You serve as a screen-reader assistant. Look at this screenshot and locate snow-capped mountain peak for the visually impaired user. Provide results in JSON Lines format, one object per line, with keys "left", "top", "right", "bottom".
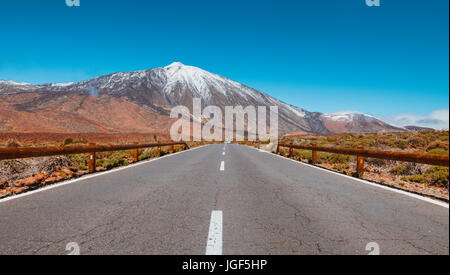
{"left": 0, "top": 63, "right": 405, "bottom": 134}
{"left": 161, "top": 62, "right": 258, "bottom": 101}
{"left": 165, "top": 61, "right": 185, "bottom": 69}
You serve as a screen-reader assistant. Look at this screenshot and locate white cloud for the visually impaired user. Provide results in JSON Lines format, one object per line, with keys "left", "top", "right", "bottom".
{"left": 385, "top": 109, "right": 449, "bottom": 130}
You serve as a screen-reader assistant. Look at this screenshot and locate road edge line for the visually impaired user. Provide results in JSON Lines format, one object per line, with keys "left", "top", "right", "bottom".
{"left": 243, "top": 145, "right": 449, "bottom": 209}
{"left": 0, "top": 145, "right": 209, "bottom": 204}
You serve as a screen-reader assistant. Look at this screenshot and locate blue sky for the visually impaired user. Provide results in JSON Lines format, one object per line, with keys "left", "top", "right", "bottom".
{"left": 1, "top": 0, "right": 448, "bottom": 128}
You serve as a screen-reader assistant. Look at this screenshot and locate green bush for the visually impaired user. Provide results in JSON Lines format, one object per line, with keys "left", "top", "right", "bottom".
{"left": 68, "top": 153, "right": 85, "bottom": 164}
{"left": 106, "top": 159, "right": 128, "bottom": 170}
{"left": 325, "top": 153, "right": 351, "bottom": 164}
{"left": 73, "top": 138, "right": 89, "bottom": 145}
{"left": 400, "top": 166, "right": 449, "bottom": 188}
{"left": 326, "top": 136, "right": 339, "bottom": 143}
{"left": 425, "top": 166, "right": 449, "bottom": 187}
{"left": 427, "top": 149, "right": 448, "bottom": 155}
{"left": 403, "top": 174, "right": 428, "bottom": 184}
{"left": 300, "top": 150, "right": 312, "bottom": 161}
{"left": 332, "top": 163, "right": 350, "bottom": 172}
{"left": 63, "top": 137, "right": 74, "bottom": 146}
{"left": 100, "top": 150, "right": 133, "bottom": 160}
{"left": 393, "top": 139, "right": 408, "bottom": 150}
{"left": 408, "top": 136, "right": 427, "bottom": 148}
{"left": 426, "top": 141, "right": 448, "bottom": 151}
{"left": 60, "top": 171, "right": 67, "bottom": 179}
{"left": 390, "top": 165, "right": 407, "bottom": 175}
{"left": 6, "top": 139, "right": 20, "bottom": 148}
{"left": 96, "top": 159, "right": 107, "bottom": 167}
{"left": 138, "top": 149, "right": 160, "bottom": 161}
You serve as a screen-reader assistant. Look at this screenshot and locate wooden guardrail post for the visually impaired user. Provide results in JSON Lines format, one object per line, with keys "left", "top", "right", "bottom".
{"left": 356, "top": 146, "right": 365, "bottom": 176}
{"left": 157, "top": 141, "right": 161, "bottom": 156}
{"left": 133, "top": 142, "right": 139, "bottom": 162}
{"left": 312, "top": 143, "right": 318, "bottom": 164}
{"left": 88, "top": 143, "right": 96, "bottom": 172}
{"left": 288, "top": 143, "right": 293, "bottom": 158}
{"left": 276, "top": 144, "right": 280, "bottom": 154}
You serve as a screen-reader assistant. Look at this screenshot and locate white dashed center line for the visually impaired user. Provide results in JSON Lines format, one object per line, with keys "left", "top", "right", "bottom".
{"left": 220, "top": 161, "right": 225, "bottom": 171}
{"left": 222, "top": 152, "right": 225, "bottom": 156}
{"left": 206, "top": 210, "right": 223, "bottom": 255}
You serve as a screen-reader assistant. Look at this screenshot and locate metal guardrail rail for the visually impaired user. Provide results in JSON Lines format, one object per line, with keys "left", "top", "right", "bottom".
{"left": 0, "top": 142, "right": 189, "bottom": 172}
{"left": 277, "top": 143, "right": 449, "bottom": 176}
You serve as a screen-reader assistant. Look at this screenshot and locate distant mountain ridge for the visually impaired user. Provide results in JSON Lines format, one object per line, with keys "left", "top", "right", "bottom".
{"left": 0, "top": 62, "right": 406, "bottom": 135}
{"left": 404, "top": 125, "right": 434, "bottom": 132}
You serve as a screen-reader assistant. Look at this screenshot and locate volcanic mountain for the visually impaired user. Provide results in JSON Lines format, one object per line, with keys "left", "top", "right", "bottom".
{"left": 0, "top": 62, "right": 404, "bottom": 135}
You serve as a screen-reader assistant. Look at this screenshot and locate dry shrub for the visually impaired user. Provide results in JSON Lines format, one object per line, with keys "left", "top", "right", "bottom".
{"left": 408, "top": 136, "right": 427, "bottom": 148}
{"left": 426, "top": 141, "right": 448, "bottom": 152}
{"left": 390, "top": 163, "right": 420, "bottom": 176}
{"left": 6, "top": 139, "right": 21, "bottom": 148}
{"left": 366, "top": 158, "right": 390, "bottom": 167}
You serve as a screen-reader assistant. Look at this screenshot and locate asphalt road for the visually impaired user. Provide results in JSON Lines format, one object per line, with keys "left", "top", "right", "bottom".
{"left": 0, "top": 144, "right": 448, "bottom": 255}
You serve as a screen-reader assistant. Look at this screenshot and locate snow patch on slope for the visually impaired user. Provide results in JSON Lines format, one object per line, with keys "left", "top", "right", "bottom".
{"left": 321, "top": 111, "right": 377, "bottom": 122}
{"left": 282, "top": 103, "right": 306, "bottom": 118}
{"left": 0, "top": 80, "right": 30, "bottom": 86}
{"left": 0, "top": 80, "right": 40, "bottom": 94}
{"left": 49, "top": 82, "right": 75, "bottom": 87}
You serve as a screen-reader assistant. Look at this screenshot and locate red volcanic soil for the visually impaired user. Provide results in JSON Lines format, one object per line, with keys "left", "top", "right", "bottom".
{"left": 0, "top": 93, "right": 178, "bottom": 145}
{"left": 0, "top": 93, "right": 176, "bottom": 134}
{"left": 320, "top": 120, "right": 349, "bottom": 134}
{"left": 284, "top": 131, "right": 310, "bottom": 137}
